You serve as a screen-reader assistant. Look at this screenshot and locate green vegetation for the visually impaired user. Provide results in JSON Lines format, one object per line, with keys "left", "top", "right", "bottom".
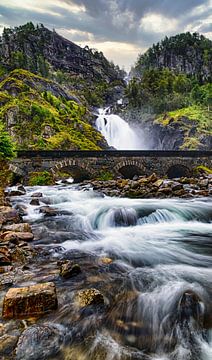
{"left": 0, "top": 121, "right": 16, "bottom": 159}
{"left": 0, "top": 69, "right": 106, "bottom": 150}
{"left": 134, "top": 32, "right": 212, "bottom": 82}
{"left": 28, "top": 171, "right": 54, "bottom": 186}
{"left": 194, "top": 165, "right": 212, "bottom": 175}
{"left": 96, "top": 170, "right": 114, "bottom": 181}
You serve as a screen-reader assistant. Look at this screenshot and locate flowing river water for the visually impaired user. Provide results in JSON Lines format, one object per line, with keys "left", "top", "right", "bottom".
{"left": 9, "top": 184, "right": 212, "bottom": 360}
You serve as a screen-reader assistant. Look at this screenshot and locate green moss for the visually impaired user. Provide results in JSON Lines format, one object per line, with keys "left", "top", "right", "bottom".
{"left": 194, "top": 165, "right": 212, "bottom": 175}
{"left": 180, "top": 137, "right": 201, "bottom": 150}
{"left": 157, "top": 105, "right": 212, "bottom": 132}
{"left": 28, "top": 171, "right": 54, "bottom": 186}
{"left": 96, "top": 170, "right": 114, "bottom": 181}
{"left": 0, "top": 70, "right": 106, "bottom": 150}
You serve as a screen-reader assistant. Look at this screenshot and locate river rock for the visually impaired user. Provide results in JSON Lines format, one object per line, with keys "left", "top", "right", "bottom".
{"left": 3, "top": 231, "right": 34, "bottom": 242}
{"left": 15, "top": 324, "right": 65, "bottom": 360}
{"left": 30, "top": 199, "right": 40, "bottom": 206}
{"left": 7, "top": 189, "right": 26, "bottom": 196}
{"left": 0, "top": 334, "right": 18, "bottom": 357}
{"left": 15, "top": 204, "right": 28, "bottom": 216}
{"left": 60, "top": 261, "right": 81, "bottom": 278}
{"left": 2, "top": 223, "right": 32, "bottom": 233}
{"left": 77, "top": 288, "right": 104, "bottom": 307}
{"left": 39, "top": 206, "right": 57, "bottom": 216}
{"left": 2, "top": 282, "right": 58, "bottom": 319}
{"left": 31, "top": 192, "right": 43, "bottom": 198}
{"left": 0, "top": 207, "right": 20, "bottom": 226}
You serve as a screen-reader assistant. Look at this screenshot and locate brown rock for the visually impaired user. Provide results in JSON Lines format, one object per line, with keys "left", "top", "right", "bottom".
{"left": 153, "top": 179, "right": 164, "bottom": 188}
{"left": 39, "top": 206, "right": 57, "bottom": 216}
{"left": 0, "top": 334, "right": 18, "bottom": 356}
{"left": 3, "top": 231, "right": 34, "bottom": 242}
{"left": 60, "top": 262, "right": 81, "bottom": 278}
{"left": 99, "top": 257, "right": 113, "bottom": 264}
{"left": 77, "top": 288, "right": 104, "bottom": 307}
{"left": 0, "top": 207, "right": 20, "bottom": 226}
{"left": 2, "top": 223, "right": 32, "bottom": 233}
{"left": 2, "top": 282, "right": 58, "bottom": 319}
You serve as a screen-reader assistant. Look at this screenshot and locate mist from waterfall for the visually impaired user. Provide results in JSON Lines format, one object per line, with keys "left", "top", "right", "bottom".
{"left": 96, "top": 108, "right": 145, "bottom": 150}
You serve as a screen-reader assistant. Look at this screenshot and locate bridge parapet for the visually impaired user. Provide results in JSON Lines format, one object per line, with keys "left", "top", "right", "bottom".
{"left": 11, "top": 150, "right": 212, "bottom": 180}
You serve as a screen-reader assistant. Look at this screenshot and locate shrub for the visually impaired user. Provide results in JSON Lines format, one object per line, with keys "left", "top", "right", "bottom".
{"left": 28, "top": 171, "right": 53, "bottom": 186}
{"left": 0, "top": 121, "right": 16, "bottom": 160}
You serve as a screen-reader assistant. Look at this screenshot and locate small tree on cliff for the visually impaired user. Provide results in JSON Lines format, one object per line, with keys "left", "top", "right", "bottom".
{"left": 0, "top": 122, "right": 16, "bottom": 160}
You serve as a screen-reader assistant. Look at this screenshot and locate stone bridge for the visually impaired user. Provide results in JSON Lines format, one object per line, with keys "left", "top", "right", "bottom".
{"left": 10, "top": 150, "right": 212, "bottom": 181}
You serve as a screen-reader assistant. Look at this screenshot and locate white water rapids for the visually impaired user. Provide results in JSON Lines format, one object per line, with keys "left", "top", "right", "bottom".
{"left": 10, "top": 184, "right": 212, "bottom": 360}
{"left": 96, "top": 108, "right": 144, "bottom": 149}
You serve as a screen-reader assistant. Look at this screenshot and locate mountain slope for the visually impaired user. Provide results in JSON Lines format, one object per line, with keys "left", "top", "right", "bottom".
{"left": 0, "top": 69, "right": 108, "bottom": 150}
{"left": 0, "top": 22, "right": 124, "bottom": 83}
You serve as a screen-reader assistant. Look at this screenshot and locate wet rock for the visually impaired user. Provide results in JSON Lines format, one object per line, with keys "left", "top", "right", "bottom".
{"left": 17, "top": 185, "right": 26, "bottom": 193}
{"left": 30, "top": 198, "right": 40, "bottom": 206}
{"left": 15, "top": 204, "right": 28, "bottom": 216}
{"left": 99, "top": 257, "right": 113, "bottom": 265}
{"left": 39, "top": 206, "right": 57, "bottom": 216}
{"left": 178, "top": 290, "right": 204, "bottom": 325}
{"left": 10, "top": 245, "right": 36, "bottom": 264}
{"left": 2, "top": 223, "right": 32, "bottom": 233}
{"left": 2, "top": 282, "right": 58, "bottom": 319}
{"left": 60, "top": 261, "right": 81, "bottom": 278}
{"left": 0, "top": 252, "right": 11, "bottom": 265}
{"left": 0, "top": 334, "right": 18, "bottom": 357}
{"left": 171, "top": 182, "right": 183, "bottom": 191}
{"left": 77, "top": 288, "right": 104, "bottom": 307}
{"left": 0, "top": 206, "right": 20, "bottom": 226}
{"left": 3, "top": 231, "right": 34, "bottom": 242}
{"left": 31, "top": 192, "right": 43, "bottom": 198}
{"left": 8, "top": 189, "right": 26, "bottom": 196}
{"left": 15, "top": 324, "right": 65, "bottom": 360}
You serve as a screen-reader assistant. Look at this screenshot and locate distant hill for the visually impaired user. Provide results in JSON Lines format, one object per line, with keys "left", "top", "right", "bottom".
{"left": 133, "top": 32, "right": 212, "bottom": 82}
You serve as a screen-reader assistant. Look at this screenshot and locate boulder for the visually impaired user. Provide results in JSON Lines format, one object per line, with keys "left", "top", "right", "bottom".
{"left": 15, "top": 324, "right": 65, "bottom": 360}
{"left": 77, "top": 288, "right": 104, "bottom": 307}
{"left": 0, "top": 334, "right": 18, "bottom": 357}
{"left": 2, "top": 223, "right": 32, "bottom": 233}
{"left": 0, "top": 207, "right": 20, "bottom": 226}
{"left": 60, "top": 261, "right": 81, "bottom": 279}
{"left": 39, "top": 206, "right": 57, "bottom": 216}
{"left": 3, "top": 231, "right": 34, "bottom": 242}
{"left": 2, "top": 282, "right": 58, "bottom": 319}
{"left": 30, "top": 199, "right": 40, "bottom": 206}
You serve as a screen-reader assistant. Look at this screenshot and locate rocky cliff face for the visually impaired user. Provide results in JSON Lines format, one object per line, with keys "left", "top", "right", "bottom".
{"left": 0, "top": 23, "right": 124, "bottom": 83}
{"left": 119, "top": 109, "right": 212, "bottom": 151}
{"left": 133, "top": 33, "right": 212, "bottom": 82}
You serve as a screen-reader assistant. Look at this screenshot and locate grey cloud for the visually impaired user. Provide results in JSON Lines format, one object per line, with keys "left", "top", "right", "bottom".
{"left": 0, "top": 0, "right": 211, "bottom": 68}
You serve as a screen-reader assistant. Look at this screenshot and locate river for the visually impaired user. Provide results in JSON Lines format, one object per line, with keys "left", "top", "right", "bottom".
{"left": 10, "top": 184, "right": 212, "bottom": 360}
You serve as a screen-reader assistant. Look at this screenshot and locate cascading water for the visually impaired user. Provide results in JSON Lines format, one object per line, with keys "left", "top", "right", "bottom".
{"left": 8, "top": 185, "right": 212, "bottom": 360}
{"left": 96, "top": 108, "right": 144, "bottom": 149}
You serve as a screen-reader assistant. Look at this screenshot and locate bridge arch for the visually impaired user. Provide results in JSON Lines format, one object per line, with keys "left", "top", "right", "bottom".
{"left": 166, "top": 162, "right": 192, "bottom": 179}
{"left": 114, "top": 160, "right": 146, "bottom": 179}
{"left": 51, "top": 159, "right": 94, "bottom": 182}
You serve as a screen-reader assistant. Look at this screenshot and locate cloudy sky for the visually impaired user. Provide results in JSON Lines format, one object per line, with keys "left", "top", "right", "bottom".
{"left": 0, "top": 0, "right": 211, "bottom": 70}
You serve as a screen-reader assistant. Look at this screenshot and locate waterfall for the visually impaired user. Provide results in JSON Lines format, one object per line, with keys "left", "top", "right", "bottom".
{"left": 96, "top": 108, "right": 144, "bottom": 150}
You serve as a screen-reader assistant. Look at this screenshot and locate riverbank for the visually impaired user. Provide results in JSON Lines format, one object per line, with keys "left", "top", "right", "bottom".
{"left": 83, "top": 172, "right": 212, "bottom": 198}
